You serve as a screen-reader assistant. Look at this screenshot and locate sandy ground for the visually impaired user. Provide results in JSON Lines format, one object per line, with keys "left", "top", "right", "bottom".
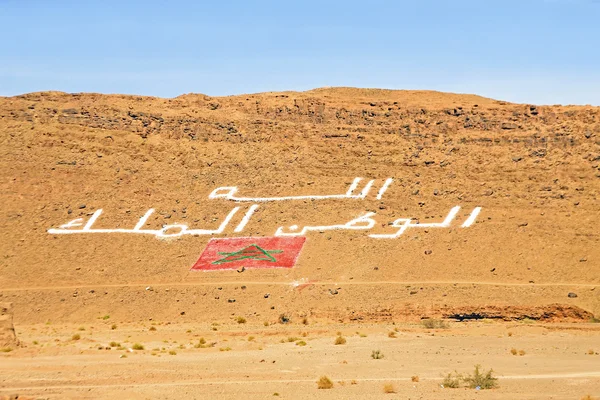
{"left": 2, "top": 322, "right": 600, "bottom": 399}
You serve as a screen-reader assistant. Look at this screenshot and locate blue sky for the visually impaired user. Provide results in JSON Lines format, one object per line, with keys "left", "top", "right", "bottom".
{"left": 1, "top": 0, "right": 599, "bottom": 104}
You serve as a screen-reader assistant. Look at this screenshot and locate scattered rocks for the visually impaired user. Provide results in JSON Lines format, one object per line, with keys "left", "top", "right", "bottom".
{"left": 227, "top": 299, "right": 236, "bottom": 303}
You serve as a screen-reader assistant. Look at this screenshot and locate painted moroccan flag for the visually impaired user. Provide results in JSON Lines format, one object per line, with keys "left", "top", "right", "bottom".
{"left": 191, "top": 237, "right": 306, "bottom": 271}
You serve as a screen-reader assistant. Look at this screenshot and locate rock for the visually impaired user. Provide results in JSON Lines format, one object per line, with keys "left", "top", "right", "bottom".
{"left": 78, "top": 204, "right": 86, "bottom": 209}
{"left": 264, "top": 293, "right": 270, "bottom": 298}
{"left": 329, "top": 289, "right": 339, "bottom": 295}
{"left": 228, "top": 299, "right": 236, "bottom": 303}
{"left": 0, "top": 303, "right": 18, "bottom": 348}
{"left": 512, "top": 156, "right": 523, "bottom": 162}
{"left": 501, "top": 122, "right": 518, "bottom": 130}
{"left": 424, "top": 250, "right": 432, "bottom": 255}
{"left": 518, "top": 222, "right": 528, "bottom": 227}
{"left": 568, "top": 292, "right": 578, "bottom": 298}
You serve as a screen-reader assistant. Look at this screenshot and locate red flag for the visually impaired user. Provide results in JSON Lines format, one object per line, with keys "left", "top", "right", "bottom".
{"left": 191, "top": 237, "right": 306, "bottom": 271}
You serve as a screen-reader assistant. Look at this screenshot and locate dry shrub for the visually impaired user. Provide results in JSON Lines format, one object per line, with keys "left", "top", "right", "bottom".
{"left": 510, "top": 348, "right": 518, "bottom": 355}
{"left": 132, "top": 343, "right": 144, "bottom": 350}
{"left": 383, "top": 383, "right": 396, "bottom": 393}
{"left": 317, "top": 375, "right": 334, "bottom": 389}
{"left": 388, "top": 331, "right": 397, "bottom": 338}
{"left": 518, "top": 350, "right": 526, "bottom": 356}
{"left": 334, "top": 336, "right": 346, "bottom": 345}
{"left": 421, "top": 319, "right": 449, "bottom": 329}
{"left": 411, "top": 375, "right": 419, "bottom": 382}
{"left": 464, "top": 365, "right": 498, "bottom": 389}
{"left": 442, "top": 371, "right": 462, "bottom": 388}
{"left": 371, "top": 350, "right": 384, "bottom": 359}
{"left": 581, "top": 395, "right": 598, "bottom": 400}
{"left": 71, "top": 334, "right": 80, "bottom": 341}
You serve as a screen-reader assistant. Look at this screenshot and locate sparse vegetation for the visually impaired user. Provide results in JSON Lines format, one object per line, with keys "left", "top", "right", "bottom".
{"left": 109, "top": 341, "right": 120, "bottom": 347}
{"left": 511, "top": 348, "right": 526, "bottom": 356}
{"left": 421, "top": 319, "right": 449, "bottom": 329}
{"left": 463, "top": 365, "right": 498, "bottom": 389}
{"left": 71, "top": 334, "right": 80, "bottom": 340}
{"left": 264, "top": 321, "right": 270, "bottom": 326}
{"left": 371, "top": 350, "right": 384, "bottom": 359}
{"left": 169, "top": 350, "right": 176, "bottom": 355}
{"left": 273, "top": 393, "right": 279, "bottom": 396}
{"left": 383, "top": 383, "right": 396, "bottom": 393}
{"left": 296, "top": 340, "right": 307, "bottom": 346}
{"left": 302, "top": 317, "right": 309, "bottom": 325}
{"left": 101, "top": 315, "right": 110, "bottom": 320}
{"left": 33, "top": 340, "right": 39, "bottom": 345}
{"left": 317, "top": 375, "right": 334, "bottom": 389}
{"left": 219, "top": 347, "right": 232, "bottom": 351}
{"left": 388, "top": 331, "right": 397, "bottom": 338}
{"left": 411, "top": 375, "right": 419, "bottom": 382}
{"left": 581, "top": 395, "right": 598, "bottom": 400}
{"left": 588, "top": 349, "right": 596, "bottom": 355}
{"left": 236, "top": 316, "right": 247, "bottom": 324}
{"left": 149, "top": 326, "right": 156, "bottom": 331}
{"left": 334, "top": 336, "right": 346, "bottom": 345}
{"left": 1, "top": 347, "right": 13, "bottom": 353}
{"left": 287, "top": 337, "right": 300, "bottom": 342}
{"left": 350, "top": 380, "right": 358, "bottom": 385}
{"left": 132, "top": 343, "right": 144, "bottom": 350}
{"left": 441, "top": 371, "right": 462, "bottom": 388}
{"left": 248, "top": 336, "right": 255, "bottom": 341}
{"left": 111, "top": 324, "right": 117, "bottom": 330}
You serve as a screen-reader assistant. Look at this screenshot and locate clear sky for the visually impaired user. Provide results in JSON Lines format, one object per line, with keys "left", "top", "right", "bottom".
{"left": 1, "top": 0, "right": 599, "bottom": 105}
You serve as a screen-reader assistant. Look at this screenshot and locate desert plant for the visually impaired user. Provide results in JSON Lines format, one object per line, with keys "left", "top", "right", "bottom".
{"left": 518, "top": 350, "right": 526, "bottom": 356}
{"left": 510, "top": 348, "right": 518, "bottom": 355}
{"left": 296, "top": 340, "right": 307, "bottom": 346}
{"left": 111, "top": 324, "right": 117, "bottom": 330}
{"left": 581, "top": 395, "right": 598, "bottom": 400}
{"left": 383, "top": 383, "right": 396, "bottom": 393}
{"left": 463, "top": 365, "right": 498, "bottom": 389}
{"left": 317, "top": 375, "right": 334, "bottom": 389}
{"left": 302, "top": 317, "right": 309, "bottom": 325}
{"left": 132, "top": 343, "right": 144, "bottom": 350}
{"left": 421, "top": 319, "right": 449, "bottom": 329}
{"left": 149, "top": 326, "right": 156, "bottom": 331}
{"left": 109, "top": 341, "right": 120, "bottom": 347}
{"left": 335, "top": 336, "right": 347, "bottom": 345}
{"left": 371, "top": 350, "right": 384, "bottom": 359}
{"left": 71, "top": 334, "right": 81, "bottom": 340}
{"left": 1, "top": 347, "right": 12, "bottom": 353}
{"left": 441, "top": 371, "right": 462, "bottom": 388}
{"left": 411, "top": 375, "right": 419, "bottom": 382}
{"left": 236, "top": 316, "right": 247, "bottom": 324}
{"left": 388, "top": 331, "right": 397, "bottom": 338}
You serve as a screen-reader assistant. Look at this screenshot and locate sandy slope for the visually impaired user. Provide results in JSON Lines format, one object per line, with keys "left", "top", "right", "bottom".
{"left": 0, "top": 88, "right": 599, "bottom": 398}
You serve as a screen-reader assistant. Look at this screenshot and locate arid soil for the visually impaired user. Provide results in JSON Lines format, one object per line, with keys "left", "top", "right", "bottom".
{"left": 0, "top": 88, "right": 599, "bottom": 399}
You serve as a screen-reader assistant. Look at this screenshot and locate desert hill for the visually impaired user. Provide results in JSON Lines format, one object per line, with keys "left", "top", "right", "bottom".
{"left": 0, "top": 87, "right": 599, "bottom": 326}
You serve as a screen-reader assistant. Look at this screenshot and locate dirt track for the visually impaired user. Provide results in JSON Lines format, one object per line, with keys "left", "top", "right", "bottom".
{"left": 1, "top": 88, "right": 599, "bottom": 398}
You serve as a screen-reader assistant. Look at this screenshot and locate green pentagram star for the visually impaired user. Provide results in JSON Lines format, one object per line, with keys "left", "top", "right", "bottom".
{"left": 212, "top": 244, "right": 283, "bottom": 265}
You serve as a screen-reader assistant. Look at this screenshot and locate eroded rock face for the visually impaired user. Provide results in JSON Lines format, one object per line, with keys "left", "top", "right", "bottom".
{"left": 0, "top": 303, "right": 18, "bottom": 348}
